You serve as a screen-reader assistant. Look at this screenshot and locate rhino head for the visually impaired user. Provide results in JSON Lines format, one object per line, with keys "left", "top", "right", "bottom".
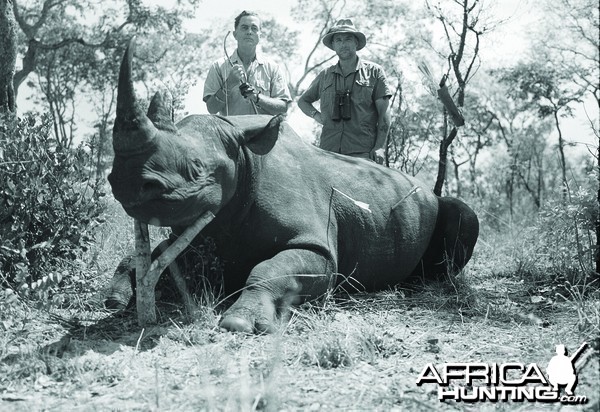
{"left": 107, "top": 40, "right": 241, "bottom": 227}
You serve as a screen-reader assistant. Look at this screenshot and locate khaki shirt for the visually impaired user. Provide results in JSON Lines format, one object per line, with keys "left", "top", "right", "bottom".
{"left": 203, "top": 50, "right": 291, "bottom": 116}
{"left": 301, "top": 58, "right": 392, "bottom": 155}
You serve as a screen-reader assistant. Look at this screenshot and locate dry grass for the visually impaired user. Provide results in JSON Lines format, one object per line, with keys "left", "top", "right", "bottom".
{"left": 1, "top": 200, "right": 599, "bottom": 411}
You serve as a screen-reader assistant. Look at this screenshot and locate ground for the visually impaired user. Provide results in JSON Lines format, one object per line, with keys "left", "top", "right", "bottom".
{"left": 1, "top": 277, "right": 598, "bottom": 411}
{"left": 1, "top": 205, "right": 599, "bottom": 411}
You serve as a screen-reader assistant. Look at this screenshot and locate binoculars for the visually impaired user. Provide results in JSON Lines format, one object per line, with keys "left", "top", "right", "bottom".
{"left": 332, "top": 90, "right": 352, "bottom": 121}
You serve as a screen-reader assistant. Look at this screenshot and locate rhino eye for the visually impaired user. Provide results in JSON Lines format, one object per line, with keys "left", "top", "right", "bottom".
{"left": 141, "top": 179, "right": 166, "bottom": 196}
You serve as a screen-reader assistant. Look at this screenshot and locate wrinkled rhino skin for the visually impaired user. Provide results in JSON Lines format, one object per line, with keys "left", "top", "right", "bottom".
{"left": 105, "top": 41, "right": 479, "bottom": 333}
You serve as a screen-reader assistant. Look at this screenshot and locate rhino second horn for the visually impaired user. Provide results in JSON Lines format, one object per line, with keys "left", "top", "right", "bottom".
{"left": 147, "top": 91, "right": 177, "bottom": 132}
{"left": 113, "top": 38, "right": 157, "bottom": 153}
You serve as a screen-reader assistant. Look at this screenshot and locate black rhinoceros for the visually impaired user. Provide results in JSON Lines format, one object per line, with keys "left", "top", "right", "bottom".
{"left": 105, "top": 42, "right": 479, "bottom": 333}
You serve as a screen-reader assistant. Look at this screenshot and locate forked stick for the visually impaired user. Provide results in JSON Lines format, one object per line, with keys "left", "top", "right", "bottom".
{"left": 135, "top": 212, "right": 215, "bottom": 325}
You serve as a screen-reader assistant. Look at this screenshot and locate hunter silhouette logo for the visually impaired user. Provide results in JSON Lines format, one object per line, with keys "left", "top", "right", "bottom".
{"left": 416, "top": 342, "right": 590, "bottom": 404}
{"left": 546, "top": 342, "right": 588, "bottom": 396}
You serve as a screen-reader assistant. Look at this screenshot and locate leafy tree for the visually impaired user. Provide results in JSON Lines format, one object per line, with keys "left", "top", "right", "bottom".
{"left": 499, "top": 62, "right": 586, "bottom": 200}
{"left": 537, "top": 0, "right": 599, "bottom": 112}
{"left": 529, "top": 0, "right": 599, "bottom": 277}
{"left": 10, "top": 0, "right": 201, "bottom": 172}
{"left": 12, "top": 0, "right": 199, "bottom": 97}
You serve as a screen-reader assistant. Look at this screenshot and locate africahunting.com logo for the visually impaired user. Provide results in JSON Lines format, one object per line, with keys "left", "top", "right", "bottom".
{"left": 416, "top": 342, "right": 590, "bottom": 404}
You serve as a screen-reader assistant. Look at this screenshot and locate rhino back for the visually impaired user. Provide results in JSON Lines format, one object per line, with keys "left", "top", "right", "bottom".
{"left": 240, "top": 121, "right": 439, "bottom": 288}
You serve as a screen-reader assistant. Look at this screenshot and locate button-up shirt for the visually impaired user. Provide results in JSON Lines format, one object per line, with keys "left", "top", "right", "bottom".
{"left": 203, "top": 50, "right": 291, "bottom": 116}
{"left": 301, "top": 58, "right": 392, "bottom": 155}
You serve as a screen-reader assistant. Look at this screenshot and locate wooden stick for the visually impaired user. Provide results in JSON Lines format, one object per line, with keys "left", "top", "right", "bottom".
{"left": 167, "top": 260, "right": 196, "bottom": 319}
{"left": 135, "top": 211, "right": 215, "bottom": 326}
{"left": 155, "top": 240, "right": 197, "bottom": 319}
{"left": 134, "top": 220, "right": 153, "bottom": 325}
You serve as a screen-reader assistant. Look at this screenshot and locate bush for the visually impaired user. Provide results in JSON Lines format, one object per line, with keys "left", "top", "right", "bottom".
{"left": 538, "top": 183, "right": 597, "bottom": 277}
{"left": 0, "top": 113, "right": 107, "bottom": 300}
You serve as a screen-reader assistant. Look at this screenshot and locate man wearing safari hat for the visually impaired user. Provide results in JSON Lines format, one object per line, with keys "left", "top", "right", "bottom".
{"left": 298, "top": 18, "right": 392, "bottom": 163}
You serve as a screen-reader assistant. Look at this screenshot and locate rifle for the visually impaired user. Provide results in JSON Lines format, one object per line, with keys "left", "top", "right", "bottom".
{"left": 223, "top": 31, "right": 258, "bottom": 114}
{"left": 569, "top": 342, "right": 589, "bottom": 365}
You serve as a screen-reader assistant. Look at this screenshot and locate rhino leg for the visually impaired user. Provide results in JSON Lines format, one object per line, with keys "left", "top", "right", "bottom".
{"left": 105, "top": 255, "right": 136, "bottom": 309}
{"left": 220, "top": 248, "right": 332, "bottom": 334}
{"left": 415, "top": 197, "right": 479, "bottom": 277}
{"left": 104, "top": 239, "right": 179, "bottom": 309}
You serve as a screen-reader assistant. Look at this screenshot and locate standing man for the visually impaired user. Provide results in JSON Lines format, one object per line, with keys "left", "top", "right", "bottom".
{"left": 203, "top": 11, "right": 291, "bottom": 116}
{"left": 298, "top": 19, "right": 392, "bottom": 163}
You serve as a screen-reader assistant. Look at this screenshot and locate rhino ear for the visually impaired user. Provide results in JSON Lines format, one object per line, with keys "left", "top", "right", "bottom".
{"left": 147, "top": 90, "right": 177, "bottom": 132}
{"left": 218, "top": 114, "right": 284, "bottom": 143}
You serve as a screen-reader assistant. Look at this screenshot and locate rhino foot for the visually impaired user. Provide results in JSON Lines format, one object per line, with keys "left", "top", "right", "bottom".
{"left": 219, "top": 316, "right": 254, "bottom": 334}
{"left": 219, "top": 295, "right": 277, "bottom": 334}
{"left": 104, "top": 296, "right": 129, "bottom": 310}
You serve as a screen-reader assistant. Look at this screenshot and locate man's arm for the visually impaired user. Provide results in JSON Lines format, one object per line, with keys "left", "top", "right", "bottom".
{"left": 239, "top": 63, "right": 291, "bottom": 115}
{"left": 244, "top": 90, "right": 290, "bottom": 115}
{"left": 371, "top": 96, "right": 391, "bottom": 163}
{"left": 297, "top": 75, "right": 323, "bottom": 124}
{"left": 205, "top": 88, "right": 228, "bottom": 114}
{"left": 204, "top": 63, "right": 243, "bottom": 114}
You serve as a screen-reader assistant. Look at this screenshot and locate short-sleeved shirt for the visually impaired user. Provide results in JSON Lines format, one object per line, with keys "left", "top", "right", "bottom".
{"left": 203, "top": 50, "right": 291, "bottom": 116}
{"left": 301, "top": 58, "right": 392, "bottom": 155}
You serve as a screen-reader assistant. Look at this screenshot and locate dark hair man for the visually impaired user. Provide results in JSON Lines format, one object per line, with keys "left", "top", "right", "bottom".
{"left": 203, "top": 11, "right": 291, "bottom": 116}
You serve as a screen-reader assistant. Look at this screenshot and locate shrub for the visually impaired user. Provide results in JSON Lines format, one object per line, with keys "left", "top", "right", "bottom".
{"left": 538, "top": 183, "right": 597, "bottom": 277}
{"left": 0, "top": 113, "right": 106, "bottom": 300}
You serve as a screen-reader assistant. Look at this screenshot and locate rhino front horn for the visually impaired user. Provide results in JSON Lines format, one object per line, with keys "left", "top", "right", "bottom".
{"left": 113, "top": 37, "right": 157, "bottom": 153}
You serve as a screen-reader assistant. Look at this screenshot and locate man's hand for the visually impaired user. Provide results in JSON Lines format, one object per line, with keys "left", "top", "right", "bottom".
{"left": 239, "top": 83, "right": 257, "bottom": 99}
{"left": 370, "top": 148, "right": 385, "bottom": 165}
{"left": 225, "top": 64, "right": 246, "bottom": 89}
{"left": 313, "top": 112, "right": 323, "bottom": 125}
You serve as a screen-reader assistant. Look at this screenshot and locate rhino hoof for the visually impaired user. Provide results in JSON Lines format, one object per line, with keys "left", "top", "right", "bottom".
{"left": 219, "top": 316, "right": 254, "bottom": 334}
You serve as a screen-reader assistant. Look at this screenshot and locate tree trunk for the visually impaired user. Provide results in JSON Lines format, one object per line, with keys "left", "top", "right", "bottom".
{"left": 452, "top": 156, "right": 462, "bottom": 198}
{"left": 553, "top": 110, "right": 568, "bottom": 200}
{"left": 433, "top": 113, "right": 458, "bottom": 196}
{"left": 0, "top": 0, "right": 17, "bottom": 122}
{"left": 596, "top": 138, "right": 600, "bottom": 278}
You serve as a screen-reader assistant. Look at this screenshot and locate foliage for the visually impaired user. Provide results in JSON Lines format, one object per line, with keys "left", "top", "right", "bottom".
{"left": 536, "top": 0, "right": 600, "bottom": 110}
{"left": 499, "top": 62, "right": 585, "bottom": 119}
{"left": 10, "top": 0, "right": 204, "bottom": 179}
{"left": 537, "top": 182, "right": 598, "bottom": 276}
{"left": 0, "top": 113, "right": 106, "bottom": 302}
{"left": 483, "top": 177, "right": 597, "bottom": 283}
{"left": 13, "top": 0, "right": 200, "bottom": 96}
{"left": 387, "top": 91, "right": 439, "bottom": 178}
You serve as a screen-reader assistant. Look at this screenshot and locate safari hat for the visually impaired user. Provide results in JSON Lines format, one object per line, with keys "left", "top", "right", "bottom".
{"left": 322, "top": 18, "right": 367, "bottom": 51}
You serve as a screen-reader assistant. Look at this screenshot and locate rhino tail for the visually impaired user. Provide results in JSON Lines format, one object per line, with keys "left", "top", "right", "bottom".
{"left": 413, "top": 197, "right": 479, "bottom": 278}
